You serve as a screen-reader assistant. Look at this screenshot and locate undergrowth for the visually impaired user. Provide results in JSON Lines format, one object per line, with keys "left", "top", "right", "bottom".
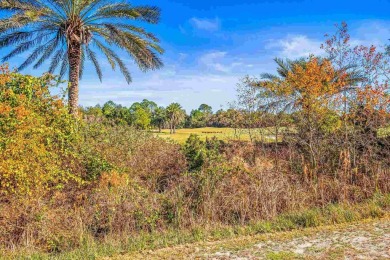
{"left": 0, "top": 67, "right": 389, "bottom": 259}
{"left": 1, "top": 194, "right": 388, "bottom": 259}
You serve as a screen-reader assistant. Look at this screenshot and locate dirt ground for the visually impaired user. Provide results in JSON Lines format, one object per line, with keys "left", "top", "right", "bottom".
{"left": 114, "top": 217, "right": 390, "bottom": 259}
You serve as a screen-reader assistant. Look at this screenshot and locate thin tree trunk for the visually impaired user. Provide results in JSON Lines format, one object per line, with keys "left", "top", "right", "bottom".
{"left": 68, "top": 41, "right": 81, "bottom": 115}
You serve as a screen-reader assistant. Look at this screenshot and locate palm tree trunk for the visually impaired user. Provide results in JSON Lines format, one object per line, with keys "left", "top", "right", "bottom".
{"left": 68, "top": 41, "right": 81, "bottom": 115}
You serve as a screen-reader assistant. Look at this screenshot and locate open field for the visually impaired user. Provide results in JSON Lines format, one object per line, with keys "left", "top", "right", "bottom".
{"left": 154, "top": 127, "right": 279, "bottom": 143}
{"left": 155, "top": 126, "right": 390, "bottom": 144}
{"left": 378, "top": 125, "right": 390, "bottom": 137}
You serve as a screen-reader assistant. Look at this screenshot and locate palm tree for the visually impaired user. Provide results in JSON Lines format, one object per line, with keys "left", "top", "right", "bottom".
{"left": 0, "top": 0, "right": 163, "bottom": 115}
{"left": 152, "top": 106, "right": 166, "bottom": 133}
{"left": 166, "top": 103, "right": 185, "bottom": 134}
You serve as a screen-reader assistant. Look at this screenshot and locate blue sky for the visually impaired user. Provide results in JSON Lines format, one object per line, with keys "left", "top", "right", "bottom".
{"left": 3, "top": 0, "right": 390, "bottom": 112}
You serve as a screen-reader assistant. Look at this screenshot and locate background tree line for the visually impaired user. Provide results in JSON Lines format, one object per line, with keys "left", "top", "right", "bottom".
{"left": 81, "top": 100, "right": 292, "bottom": 132}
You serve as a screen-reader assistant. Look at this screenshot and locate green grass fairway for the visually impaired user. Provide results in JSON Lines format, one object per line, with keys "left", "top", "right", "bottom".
{"left": 154, "top": 127, "right": 278, "bottom": 143}
{"left": 155, "top": 125, "right": 390, "bottom": 144}
{"left": 378, "top": 125, "right": 390, "bottom": 137}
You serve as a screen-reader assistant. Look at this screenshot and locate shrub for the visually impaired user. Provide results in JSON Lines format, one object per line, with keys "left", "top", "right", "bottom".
{"left": 183, "top": 134, "right": 206, "bottom": 172}
{"left": 0, "top": 65, "right": 82, "bottom": 196}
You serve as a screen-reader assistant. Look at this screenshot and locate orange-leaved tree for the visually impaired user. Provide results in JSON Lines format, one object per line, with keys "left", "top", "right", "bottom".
{"left": 257, "top": 57, "right": 348, "bottom": 172}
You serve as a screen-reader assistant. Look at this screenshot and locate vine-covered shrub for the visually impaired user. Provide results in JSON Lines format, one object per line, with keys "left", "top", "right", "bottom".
{"left": 0, "top": 66, "right": 188, "bottom": 251}
{"left": 0, "top": 65, "right": 82, "bottom": 196}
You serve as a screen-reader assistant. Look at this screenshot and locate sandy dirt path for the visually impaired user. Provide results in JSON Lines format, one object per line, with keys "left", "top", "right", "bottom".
{"left": 109, "top": 217, "right": 390, "bottom": 259}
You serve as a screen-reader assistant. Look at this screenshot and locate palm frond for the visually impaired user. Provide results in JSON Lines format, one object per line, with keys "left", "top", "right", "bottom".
{"left": 85, "top": 45, "right": 102, "bottom": 81}
{"left": 2, "top": 32, "right": 51, "bottom": 61}
{"left": 274, "top": 57, "right": 291, "bottom": 78}
{"left": 2, "top": 0, "right": 162, "bottom": 94}
{"left": 92, "top": 38, "right": 132, "bottom": 83}
{"left": 0, "top": 31, "right": 35, "bottom": 48}
{"left": 102, "top": 24, "right": 163, "bottom": 70}
{"left": 114, "top": 24, "right": 160, "bottom": 42}
{"left": 33, "top": 33, "right": 61, "bottom": 69}
{"left": 18, "top": 45, "right": 46, "bottom": 70}
{"left": 48, "top": 48, "right": 64, "bottom": 73}
{"left": 109, "top": 52, "right": 132, "bottom": 83}
{"left": 0, "top": 12, "right": 45, "bottom": 34}
{"left": 90, "top": 4, "right": 160, "bottom": 24}
{"left": 93, "top": 39, "right": 115, "bottom": 69}
{"left": 0, "top": 0, "right": 41, "bottom": 12}
{"left": 260, "top": 73, "right": 279, "bottom": 81}
{"left": 58, "top": 51, "right": 68, "bottom": 80}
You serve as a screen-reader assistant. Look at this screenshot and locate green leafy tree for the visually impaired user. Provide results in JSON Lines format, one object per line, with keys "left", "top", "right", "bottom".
{"left": 189, "top": 109, "right": 205, "bottom": 128}
{"left": 152, "top": 106, "right": 166, "bottom": 132}
{"left": 183, "top": 134, "right": 223, "bottom": 172}
{"left": 82, "top": 104, "right": 103, "bottom": 117}
{"left": 0, "top": 0, "right": 164, "bottom": 115}
{"left": 140, "top": 99, "right": 158, "bottom": 114}
{"left": 166, "top": 102, "right": 186, "bottom": 134}
{"left": 102, "top": 101, "right": 117, "bottom": 118}
{"left": 213, "top": 109, "right": 227, "bottom": 127}
{"left": 102, "top": 101, "right": 130, "bottom": 125}
{"left": 129, "top": 102, "right": 151, "bottom": 129}
{"left": 132, "top": 106, "right": 151, "bottom": 129}
{"left": 199, "top": 104, "right": 213, "bottom": 126}
{"left": 189, "top": 104, "right": 213, "bottom": 128}
{"left": 198, "top": 104, "right": 212, "bottom": 114}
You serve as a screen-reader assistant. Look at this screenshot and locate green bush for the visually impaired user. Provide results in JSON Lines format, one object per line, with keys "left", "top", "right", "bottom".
{"left": 183, "top": 134, "right": 206, "bottom": 172}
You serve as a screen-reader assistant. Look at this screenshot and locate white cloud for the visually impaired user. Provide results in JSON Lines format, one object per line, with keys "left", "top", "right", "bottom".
{"left": 178, "top": 25, "right": 187, "bottom": 34}
{"left": 198, "top": 51, "right": 245, "bottom": 73}
{"left": 266, "top": 35, "right": 324, "bottom": 59}
{"left": 264, "top": 22, "right": 390, "bottom": 61}
{"left": 353, "top": 21, "right": 390, "bottom": 48}
{"left": 178, "top": 53, "right": 188, "bottom": 62}
{"left": 190, "top": 17, "right": 221, "bottom": 32}
{"left": 199, "top": 51, "right": 229, "bottom": 72}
